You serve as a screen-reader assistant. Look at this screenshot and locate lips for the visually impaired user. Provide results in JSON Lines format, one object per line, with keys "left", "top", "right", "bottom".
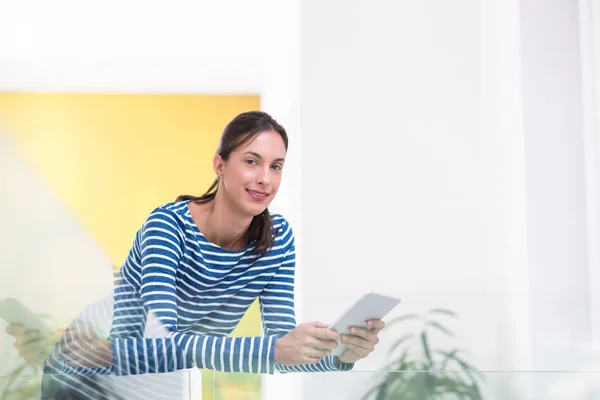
{"left": 246, "top": 189, "right": 269, "bottom": 200}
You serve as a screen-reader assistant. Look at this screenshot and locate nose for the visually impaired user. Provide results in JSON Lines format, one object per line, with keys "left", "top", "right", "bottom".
{"left": 256, "top": 166, "right": 271, "bottom": 186}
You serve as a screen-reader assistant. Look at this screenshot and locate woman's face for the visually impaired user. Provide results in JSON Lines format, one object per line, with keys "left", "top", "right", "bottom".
{"left": 216, "top": 130, "right": 286, "bottom": 217}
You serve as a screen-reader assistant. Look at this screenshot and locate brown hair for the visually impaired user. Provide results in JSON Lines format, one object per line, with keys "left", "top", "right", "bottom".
{"left": 176, "top": 111, "right": 289, "bottom": 257}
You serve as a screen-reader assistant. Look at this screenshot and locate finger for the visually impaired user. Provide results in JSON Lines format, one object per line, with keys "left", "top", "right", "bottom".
{"left": 20, "top": 335, "right": 45, "bottom": 350}
{"left": 18, "top": 338, "right": 44, "bottom": 354}
{"left": 21, "top": 330, "right": 42, "bottom": 342}
{"left": 310, "top": 327, "right": 341, "bottom": 341}
{"left": 348, "top": 326, "right": 370, "bottom": 337}
{"left": 366, "top": 319, "right": 386, "bottom": 332}
{"left": 311, "top": 321, "right": 330, "bottom": 329}
{"left": 17, "top": 334, "right": 49, "bottom": 361}
{"left": 348, "top": 326, "right": 379, "bottom": 344}
{"left": 312, "top": 337, "right": 339, "bottom": 351}
{"left": 6, "top": 324, "right": 23, "bottom": 336}
{"left": 341, "top": 334, "right": 374, "bottom": 352}
{"left": 15, "top": 331, "right": 42, "bottom": 348}
{"left": 19, "top": 343, "right": 46, "bottom": 361}
{"left": 14, "top": 328, "right": 38, "bottom": 339}
{"left": 343, "top": 342, "right": 371, "bottom": 358}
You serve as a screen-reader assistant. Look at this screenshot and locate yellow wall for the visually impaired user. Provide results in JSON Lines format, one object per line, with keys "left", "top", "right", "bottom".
{"left": 0, "top": 92, "right": 262, "bottom": 399}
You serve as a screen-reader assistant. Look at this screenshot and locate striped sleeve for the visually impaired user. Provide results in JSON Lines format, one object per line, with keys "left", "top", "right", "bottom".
{"left": 111, "top": 208, "right": 281, "bottom": 376}
{"left": 259, "top": 222, "right": 354, "bottom": 373}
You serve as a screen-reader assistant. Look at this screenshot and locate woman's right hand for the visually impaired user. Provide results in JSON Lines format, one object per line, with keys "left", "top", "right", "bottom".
{"left": 5, "top": 324, "right": 64, "bottom": 366}
{"left": 274, "top": 322, "right": 340, "bottom": 365}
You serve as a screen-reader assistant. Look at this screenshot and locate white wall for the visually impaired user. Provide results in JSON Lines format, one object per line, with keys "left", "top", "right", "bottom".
{"left": 520, "top": 0, "right": 592, "bottom": 373}
{"left": 299, "top": 0, "right": 594, "bottom": 399}
{"left": 0, "top": 0, "right": 270, "bottom": 93}
{"left": 580, "top": 0, "right": 600, "bottom": 354}
{"left": 299, "top": 0, "right": 511, "bottom": 397}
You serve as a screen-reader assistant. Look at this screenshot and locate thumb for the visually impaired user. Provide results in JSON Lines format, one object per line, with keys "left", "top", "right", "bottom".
{"left": 6, "top": 324, "right": 23, "bottom": 337}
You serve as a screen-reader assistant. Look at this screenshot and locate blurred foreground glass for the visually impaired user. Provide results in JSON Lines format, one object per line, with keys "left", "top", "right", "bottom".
{"left": 3, "top": 370, "right": 600, "bottom": 399}
{"left": 214, "top": 370, "right": 600, "bottom": 400}
{"left": 0, "top": 370, "right": 196, "bottom": 400}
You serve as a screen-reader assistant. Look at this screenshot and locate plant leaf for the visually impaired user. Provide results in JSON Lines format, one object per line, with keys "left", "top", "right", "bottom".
{"left": 426, "top": 321, "right": 455, "bottom": 337}
{"left": 428, "top": 308, "right": 457, "bottom": 318}
{"left": 388, "top": 333, "right": 414, "bottom": 355}
{"left": 420, "top": 331, "right": 433, "bottom": 368}
{"left": 386, "top": 313, "right": 420, "bottom": 327}
{"left": 438, "top": 349, "right": 460, "bottom": 370}
{"left": 364, "top": 307, "right": 485, "bottom": 400}
{"left": 435, "top": 350, "right": 484, "bottom": 383}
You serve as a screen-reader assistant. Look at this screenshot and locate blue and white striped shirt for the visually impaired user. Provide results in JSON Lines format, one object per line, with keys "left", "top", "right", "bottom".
{"left": 45, "top": 200, "right": 352, "bottom": 380}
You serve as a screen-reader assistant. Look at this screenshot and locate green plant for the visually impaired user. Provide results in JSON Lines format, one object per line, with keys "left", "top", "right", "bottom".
{"left": 362, "top": 309, "right": 484, "bottom": 400}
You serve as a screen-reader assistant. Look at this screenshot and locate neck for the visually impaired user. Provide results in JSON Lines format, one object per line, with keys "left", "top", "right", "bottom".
{"left": 202, "top": 192, "right": 253, "bottom": 250}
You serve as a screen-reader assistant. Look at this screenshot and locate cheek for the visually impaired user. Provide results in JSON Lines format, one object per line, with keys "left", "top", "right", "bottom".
{"left": 271, "top": 174, "right": 283, "bottom": 191}
{"left": 227, "top": 168, "right": 252, "bottom": 185}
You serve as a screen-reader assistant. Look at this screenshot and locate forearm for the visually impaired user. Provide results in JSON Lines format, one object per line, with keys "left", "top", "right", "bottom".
{"left": 112, "top": 333, "right": 281, "bottom": 376}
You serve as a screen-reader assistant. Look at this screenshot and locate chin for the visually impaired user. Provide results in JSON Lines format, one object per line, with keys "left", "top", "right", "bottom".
{"left": 236, "top": 191, "right": 276, "bottom": 217}
{"left": 245, "top": 202, "right": 271, "bottom": 217}
{"left": 250, "top": 206, "right": 269, "bottom": 217}
{"left": 233, "top": 202, "right": 264, "bottom": 218}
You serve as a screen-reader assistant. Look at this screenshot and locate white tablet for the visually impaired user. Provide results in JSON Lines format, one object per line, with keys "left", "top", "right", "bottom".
{"left": 328, "top": 292, "right": 401, "bottom": 357}
{"left": 0, "top": 296, "right": 54, "bottom": 337}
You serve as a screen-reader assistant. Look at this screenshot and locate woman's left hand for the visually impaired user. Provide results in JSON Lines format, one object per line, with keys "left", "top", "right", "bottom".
{"left": 337, "top": 319, "right": 385, "bottom": 364}
{"left": 58, "top": 324, "right": 113, "bottom": 369}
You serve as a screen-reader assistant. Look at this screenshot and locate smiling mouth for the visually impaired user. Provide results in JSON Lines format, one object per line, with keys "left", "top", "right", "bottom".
{"left": 246, "top": 189, "right": 269, "bottom": 198}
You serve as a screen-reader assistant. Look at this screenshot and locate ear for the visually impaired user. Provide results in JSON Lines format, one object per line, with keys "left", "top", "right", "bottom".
{"left": 213, "top": 154, "right": 225, "bottom": 178}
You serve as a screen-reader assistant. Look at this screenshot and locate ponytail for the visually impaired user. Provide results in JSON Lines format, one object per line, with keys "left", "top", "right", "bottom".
{"left": 246, "top": 208, "right": 278, "bottom": 257}
{"left": 176, "top": 179, "right": 219, "bottom": 203}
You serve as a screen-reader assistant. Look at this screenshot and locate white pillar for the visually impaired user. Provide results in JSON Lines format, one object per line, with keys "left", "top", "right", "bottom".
{"left": 260, "top": 0, "right": 303, "bottom": 398}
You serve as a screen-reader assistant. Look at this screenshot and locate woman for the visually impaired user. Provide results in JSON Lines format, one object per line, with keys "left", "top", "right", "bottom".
{"left": 7, "top": 111, "right": 385, "bottom": 398}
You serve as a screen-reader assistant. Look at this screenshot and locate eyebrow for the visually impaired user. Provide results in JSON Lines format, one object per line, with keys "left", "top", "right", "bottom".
{"left": 244, "top": 151, "right": 285, "bottom": 163}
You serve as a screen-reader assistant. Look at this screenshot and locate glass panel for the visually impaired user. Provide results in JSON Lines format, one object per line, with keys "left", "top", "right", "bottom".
{"left": 213, "top": 370, "right": 600, "bottom": 400}
{"left": 0, "top": 370, "right": 196, "bottom": 400}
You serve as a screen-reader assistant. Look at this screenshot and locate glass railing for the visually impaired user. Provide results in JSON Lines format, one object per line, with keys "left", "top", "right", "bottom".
{"left": 3, "top": 370, "right": 600, "bottom": 399}
{"left": 0, "top": 370, "right": 198, "bottom": 400}
{"left": 214, "top": 370, "right": 600, "bottom": 400}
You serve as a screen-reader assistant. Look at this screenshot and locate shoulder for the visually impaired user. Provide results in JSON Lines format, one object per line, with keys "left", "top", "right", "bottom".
{"left": 142, "top": 200, "right": 190, "bottom": 234}
{"left": 270, "top": 211, "right": 293, "bottom": 235}
{"left": 146, "top": 200, "right": 190, "bottom": 219}
{"left": 270, "top": 211, "right": 295, "bottom": 251}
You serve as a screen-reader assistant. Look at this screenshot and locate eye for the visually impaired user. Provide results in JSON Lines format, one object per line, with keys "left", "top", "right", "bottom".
{"left": 271, "top": 164, "right": 283, "bottom": 171}
{"left": 245, "top": 159, "right": 258, "bottom": 166}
